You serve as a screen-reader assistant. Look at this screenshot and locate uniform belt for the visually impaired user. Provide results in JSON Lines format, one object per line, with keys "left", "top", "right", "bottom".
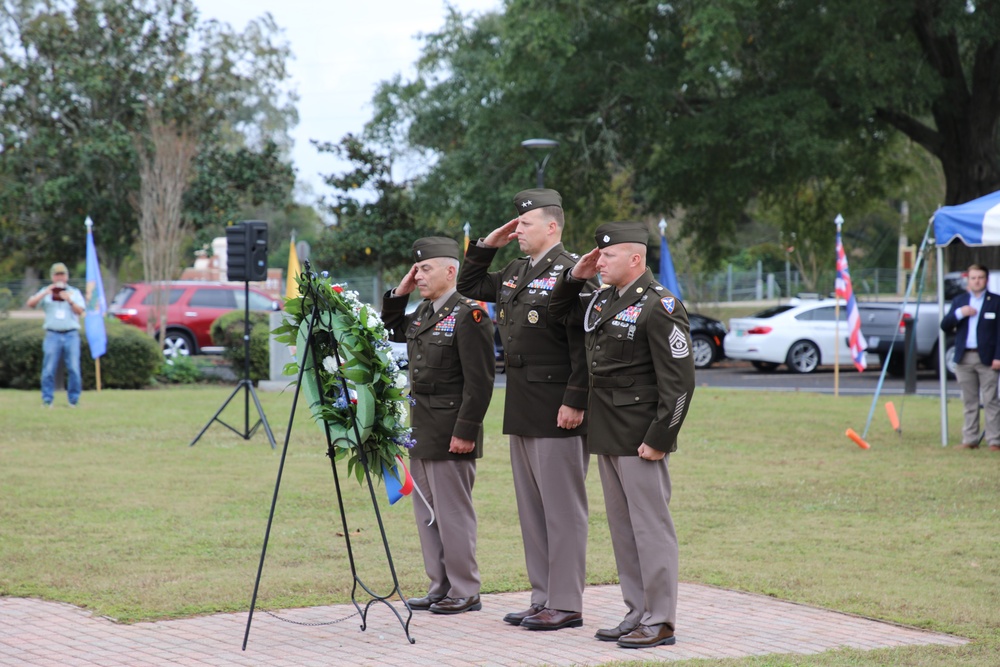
{"left": 590, "top": 373, "right": 657, "bottom": 388}
{"left": 412, "top": 381, "right": 464, "bottom": 394}
{"left": 45, "top": 329, "right": 76, "bottom": 334}
{"left": 504, "top": 353, "right": 566, "bottom": 368}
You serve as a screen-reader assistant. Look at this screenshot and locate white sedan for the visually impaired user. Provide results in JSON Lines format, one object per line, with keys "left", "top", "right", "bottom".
{"left": 724, "top": 299, "right": 876, "bottom": 373}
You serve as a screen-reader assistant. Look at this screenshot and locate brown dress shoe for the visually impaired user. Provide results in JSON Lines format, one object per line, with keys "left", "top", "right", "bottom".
{"left": 617, "top": 623, "right": 676, "bottom": 648}
{"left": 503, "top": 604, "right": 544, "bottom": 626}
{"left": 520, "top": 608, "right": 583, "bottom": 631}
{"left": 405, "top": 594, "right": 445, "bottom": 611}
{"left": 595, "top": 620, "right": 638, "bottom": 642}
{"left": 989, "top": 445, "right": 1000, "bottom": 451}
{"left": 956, "top": 443, "right": 980, "bottom": 449}
{"left": 429, "top": 594, "right": 482, "bottom": 614}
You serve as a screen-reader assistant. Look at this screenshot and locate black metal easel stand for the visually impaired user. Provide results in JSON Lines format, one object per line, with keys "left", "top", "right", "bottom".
{"left": 242, "top": 267, "right": 414, "bottom": 650}
{"left": 190, "top": 282, "right": 276, "bottom": 449}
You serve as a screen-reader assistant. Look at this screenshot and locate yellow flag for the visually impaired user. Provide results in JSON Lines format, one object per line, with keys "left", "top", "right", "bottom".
{"left": 286, "top": 237, "right": 301, "bottom": 300}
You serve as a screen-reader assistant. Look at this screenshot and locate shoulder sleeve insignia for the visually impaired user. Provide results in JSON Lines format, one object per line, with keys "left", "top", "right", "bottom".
{"left": 472, "top": 310, "right": 483, "bottom": 323}
{"left": 661, "top": 297, "right": 675, "bottom": 314}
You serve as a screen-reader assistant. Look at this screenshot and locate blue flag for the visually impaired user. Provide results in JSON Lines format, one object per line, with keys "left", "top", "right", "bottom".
{"left": 659, "top": 233, "right": 682, "bottom": 298}
{"left": 84, "top": 218, "right": 108, "bottom": 359}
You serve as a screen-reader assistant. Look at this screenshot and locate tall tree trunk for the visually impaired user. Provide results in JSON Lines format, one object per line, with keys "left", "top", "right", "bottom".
{"left": 133, "top": 107, "right": 198, "bottom": 349}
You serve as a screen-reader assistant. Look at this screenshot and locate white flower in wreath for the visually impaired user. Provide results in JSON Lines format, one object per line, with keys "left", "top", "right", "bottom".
{"left": 322, "top": 355, "right": 339, "bottom": 374}
{"left": 394, "top": 373, "right": 408, "bottom": 389}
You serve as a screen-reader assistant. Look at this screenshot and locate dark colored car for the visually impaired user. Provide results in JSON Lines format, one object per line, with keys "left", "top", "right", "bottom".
{"left": 109, "top": 281, "right": 281, "bottom": 357}
{"left": 689, "top": 312, "right": 728, "bottom": 369}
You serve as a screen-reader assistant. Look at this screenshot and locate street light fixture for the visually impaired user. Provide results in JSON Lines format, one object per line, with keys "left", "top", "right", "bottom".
{"left": 520, "top": 138, "right": 559, "bottom": 188}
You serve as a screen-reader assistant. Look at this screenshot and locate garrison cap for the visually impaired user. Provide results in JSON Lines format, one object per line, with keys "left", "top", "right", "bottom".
{"left": 50, "top": 262, "right": 69, "bottom": 276}
{"left": 513, "top": 188, "right": 562, "bottom": 214}
{"left": 595, "top": 221, "right": 649, "bottom": 248}
{"left": 412, "top": 236, "right": 460, "bottom": 262}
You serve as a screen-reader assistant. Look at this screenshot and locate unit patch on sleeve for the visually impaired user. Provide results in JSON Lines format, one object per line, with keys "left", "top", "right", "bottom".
{"left": 661, "top": 297, "right": 675, "bottom": 314}
{"left": 669, "top": 324, "right": 690, "bottom": 358}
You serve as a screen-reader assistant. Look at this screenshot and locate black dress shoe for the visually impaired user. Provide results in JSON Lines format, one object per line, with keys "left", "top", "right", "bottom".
{"left": 616, "top": 623, "right": 676, "bottom": 648}
{"left": 429, "top": 594, "right": 482, "bottom": 614}
{"left": 520, "top": 608, "right": 583, "bottom": 631}
{"left": 503, "top": 604, "right": 544, "bottom": 626}
{"left": 595, "top": 620, "right": 638, "bottom": 642}
{"left": 405, "top": 594, "right": 445, "bottom": 611}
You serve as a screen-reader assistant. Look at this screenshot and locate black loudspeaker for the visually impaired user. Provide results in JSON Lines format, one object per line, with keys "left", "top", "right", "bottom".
{"left": 226, "top": 221, "right": 268, "bottom": 282}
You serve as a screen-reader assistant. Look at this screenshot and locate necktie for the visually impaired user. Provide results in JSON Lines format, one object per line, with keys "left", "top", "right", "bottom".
{"left": 420, "top": 301, "right": 434, "bottom": 323}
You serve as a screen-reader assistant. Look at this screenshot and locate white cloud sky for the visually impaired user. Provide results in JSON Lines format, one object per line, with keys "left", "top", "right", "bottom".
{"left": 195, "top": 0, "right": 501, "bottom": 207}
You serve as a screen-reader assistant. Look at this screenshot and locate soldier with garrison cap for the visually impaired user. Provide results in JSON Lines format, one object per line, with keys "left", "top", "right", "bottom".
{"left": 382, "top": 236, "right": 495, "bottom": 616}
{"left": 457, "top": 188, "right": 592, "bottom": 631}
{"left": 549, "top": 221, "right": 696, "bottom": 649}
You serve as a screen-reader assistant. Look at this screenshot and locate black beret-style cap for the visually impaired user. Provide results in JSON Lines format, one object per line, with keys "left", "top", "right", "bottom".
{"left": 513, "top": 188, "right": 562, "bottom": 214}
{"left": 412, "top": 236, "right": 461, "bottom": 262}
{"left": 595, "top": 221, "right": 650, "bottom": 248}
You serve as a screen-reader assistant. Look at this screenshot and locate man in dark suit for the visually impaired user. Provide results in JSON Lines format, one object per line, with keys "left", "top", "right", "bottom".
{"left": 382, "top": 237, "right": 496, "bottom": 614}
{"left": 457, "top": 189, "right": 592, "bottom": 631}
{"left": 940, "top": 263, "right": 1000, "bottom": 450}
{"left": 550, "top": 221, "right": 696, "bottom": 649}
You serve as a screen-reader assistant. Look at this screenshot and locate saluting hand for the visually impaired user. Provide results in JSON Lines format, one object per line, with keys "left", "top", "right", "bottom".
{"left": 395, "top": 264, "right": 419, "bottom": 296}
{"left": 570, "top": 247, "right": 601, "bottom": 280}
{"left": 482, "top": 218, "right": 519, "bottom": 249}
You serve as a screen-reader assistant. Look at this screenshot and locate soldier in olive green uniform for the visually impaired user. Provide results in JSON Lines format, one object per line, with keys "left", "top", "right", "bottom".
{"left": 457, "top": 189, "right": 592, "bottom": 631}
{"left": 549, "top": 221, "right": 696, "bottom": 649}
{"left": 382, "top": 237, "right": 495, "bottom": 616}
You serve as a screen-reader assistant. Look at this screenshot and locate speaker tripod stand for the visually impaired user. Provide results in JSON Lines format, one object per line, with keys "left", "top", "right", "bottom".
{"left": 190, "top": 281, "right": 276, "bottom": 449}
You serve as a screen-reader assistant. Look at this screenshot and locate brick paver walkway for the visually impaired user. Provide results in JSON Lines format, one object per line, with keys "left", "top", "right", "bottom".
{"left": 0, "top": 583, "right": 967, "bottom": 666}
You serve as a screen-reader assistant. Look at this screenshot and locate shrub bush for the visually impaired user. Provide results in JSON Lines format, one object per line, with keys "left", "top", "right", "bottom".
{"left": 0, "top": 317, "right": 162, "bottom": 390}
{"left": 155, "top": 355, "right": 204, "bottom": 384}
{"left": 210, "top": 311, "right": 270, "bottom": 383}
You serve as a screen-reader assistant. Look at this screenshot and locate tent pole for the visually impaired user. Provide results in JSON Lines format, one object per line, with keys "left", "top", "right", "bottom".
{"left": 860, "top": 217, "right": 934, "bottom": 439}
{"left": 937, "top": 239, "right": 948, "bottom": 446}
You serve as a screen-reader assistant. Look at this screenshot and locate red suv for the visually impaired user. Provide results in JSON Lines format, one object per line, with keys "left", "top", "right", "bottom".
{"left": 109, "top": 281, "right": 282, "bottom": 357}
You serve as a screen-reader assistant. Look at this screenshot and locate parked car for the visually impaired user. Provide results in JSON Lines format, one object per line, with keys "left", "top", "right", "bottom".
{"left": 689, "top": 313, "right": 728, "bottom": 369}
{"left": 109, "top": 281, "right": 281, "bottom": 357}
{"left": 724, "top": 298, "right": 876, "bottom": 373}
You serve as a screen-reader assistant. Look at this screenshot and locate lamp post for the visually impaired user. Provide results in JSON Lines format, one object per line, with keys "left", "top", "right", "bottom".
{"left": 520, "top": 138, "right": 559, "bottom": 188}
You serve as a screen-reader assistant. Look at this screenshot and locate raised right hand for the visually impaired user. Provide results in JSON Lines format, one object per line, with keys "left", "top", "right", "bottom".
{"left": 570, "top": 247, "right": 601, "bottom": 280}
{"left": 395, "top": 264, "right": 419, "bottom": 296}
{"left": 482, "top": 218, "right": 519, "bottom": 249}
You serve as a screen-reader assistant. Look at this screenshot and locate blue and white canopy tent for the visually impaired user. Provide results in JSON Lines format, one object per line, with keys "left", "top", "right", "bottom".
{"left": 933, "top": 190, "right": 1000, "bottom": 445}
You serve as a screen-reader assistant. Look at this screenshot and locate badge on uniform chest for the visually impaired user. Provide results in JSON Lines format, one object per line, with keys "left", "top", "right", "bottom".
{"left": 526, "top": 276, "right": 556, "bottom": 296}
{"left": 434, "top": 313, "right": 456, "bottom": 336}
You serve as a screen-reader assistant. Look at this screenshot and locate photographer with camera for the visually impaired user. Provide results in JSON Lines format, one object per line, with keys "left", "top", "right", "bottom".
{"left": 26, "top": 262, "right": 85, "bottom": 407}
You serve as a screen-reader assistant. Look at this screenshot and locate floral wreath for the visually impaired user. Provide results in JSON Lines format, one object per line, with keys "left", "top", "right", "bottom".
{"left": 273, "top": 271, "right": 414, "bottom": 485}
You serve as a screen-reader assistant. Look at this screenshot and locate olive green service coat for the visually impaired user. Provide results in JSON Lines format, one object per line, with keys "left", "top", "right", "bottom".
{"left": 382, "top": 290, "right": 495, "bottom": 461}
{"left": 550, "top": 268, "right": 696, "bottom": 456}
{"left": 457, "top": 243, "right": 590, "bottom": 437}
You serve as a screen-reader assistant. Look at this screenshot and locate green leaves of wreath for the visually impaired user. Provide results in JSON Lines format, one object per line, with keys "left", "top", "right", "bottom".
{"left": 272, "top": 272, "right": 413, "bottom": 484}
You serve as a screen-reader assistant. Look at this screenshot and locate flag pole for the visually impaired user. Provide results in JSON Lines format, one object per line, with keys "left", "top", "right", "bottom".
{"left": 83, "top": 215, "right": 101, "bottom": 393}
{"left": 834, "top": 214, "right": 843, "bottom": 398}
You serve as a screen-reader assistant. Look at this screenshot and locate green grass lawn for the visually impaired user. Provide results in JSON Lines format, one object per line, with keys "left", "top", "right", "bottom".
{"left": 1, "top": 385, "right": 997, "bottom": 666}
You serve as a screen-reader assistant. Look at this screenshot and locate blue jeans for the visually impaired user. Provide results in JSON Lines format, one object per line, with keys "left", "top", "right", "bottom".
{"left": 41, "top": 330, "right": 82, "bottom": 405}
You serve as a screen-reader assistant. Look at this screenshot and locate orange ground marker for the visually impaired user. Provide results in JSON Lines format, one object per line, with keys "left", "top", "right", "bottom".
{"left": 846, "top": 428, "right": 870, "bottom": 449}
{"left": 885, "top": 401, "right": 900, "bottom": 432}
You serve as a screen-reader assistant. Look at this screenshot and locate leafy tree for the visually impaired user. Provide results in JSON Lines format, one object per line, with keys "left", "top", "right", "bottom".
{"left": 0, "top": 0, "right": 297, "bottom": 280}
{"left": 360, "top": 0, "right": 999, "bottom": 269}
{"left": 311, "top": 134, "right": 437, "bottom": 294}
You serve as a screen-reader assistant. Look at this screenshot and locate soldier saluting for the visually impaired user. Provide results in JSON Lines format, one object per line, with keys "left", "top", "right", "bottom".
{"left": 458, "top": 189, "right": 592, "bottom": 631}
{"left": 549, "top": 221, "right": 696, "bottom": 649}
{"left": 382, "top": 237, "right": 495, "bottom": 616}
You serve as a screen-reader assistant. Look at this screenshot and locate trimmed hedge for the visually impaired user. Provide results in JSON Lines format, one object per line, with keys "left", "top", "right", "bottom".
{"left": 210, "top": 311, "right": 270, "bottom": 383}
{"left": 0, "top": 318, "right": 162, "bottom": 390}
